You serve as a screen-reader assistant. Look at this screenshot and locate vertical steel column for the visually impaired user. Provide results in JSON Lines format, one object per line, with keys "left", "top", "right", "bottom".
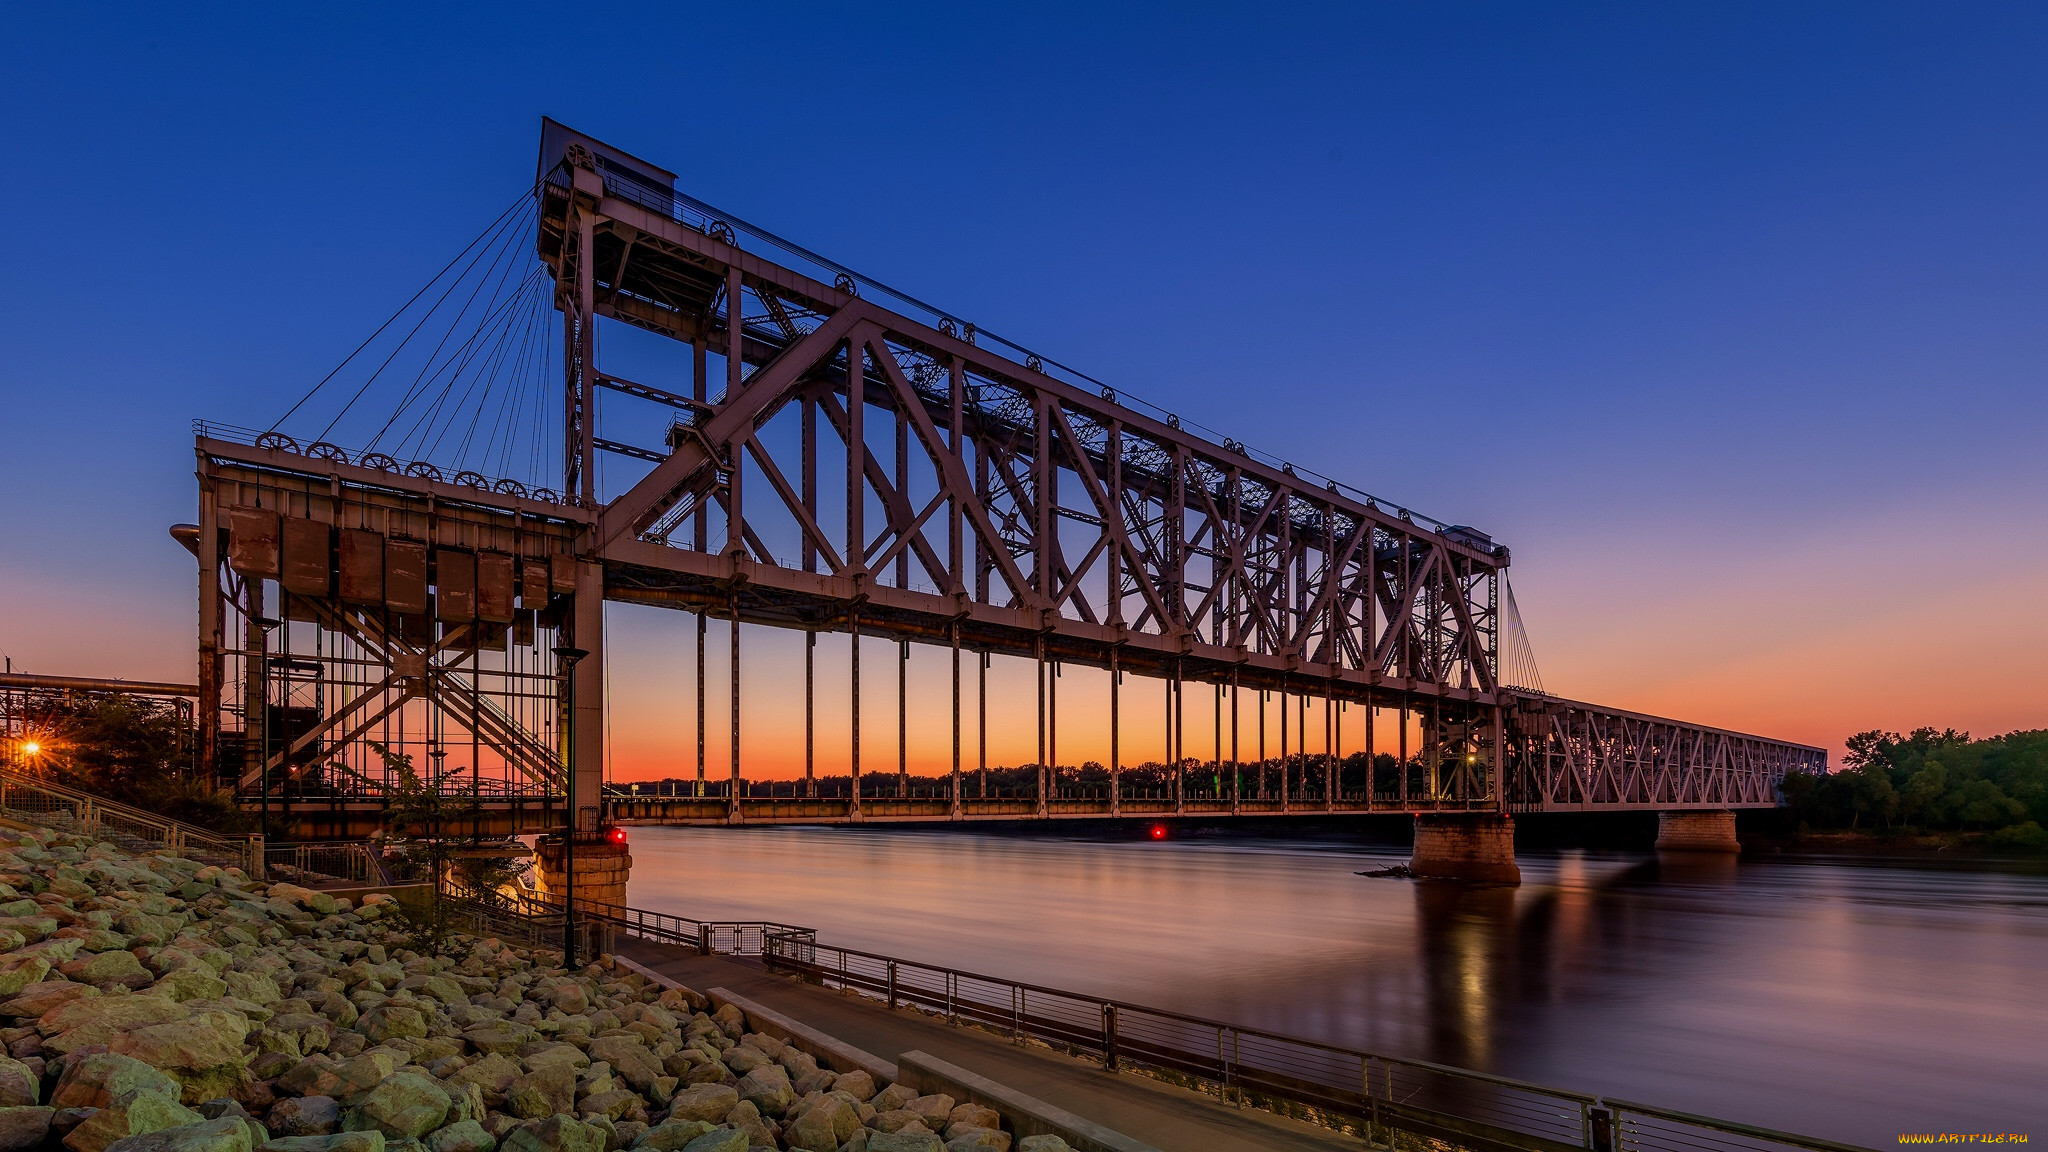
{"left": 574, "top": 212, "right": 597, "bottom": 506}
{"left": 1049, "top": 658, "right": 1059, "bottom": 803}
{"left": 694, "top": 613, "right": 706, "bottom": 797}
{"left": 1230, "top": 670, "right": 1241, "bottom": 814}
{"left": 1173, "top": 665, "right": 1185, "bottom": 815}
{"left": 987, "top": 647, "right": 995, "bottom": 799}
{"left": 1257, "top": 689, "right": 1267, "bottom": 800}
{"left": 1035, "top": 637, "right": 1047, "bottom": 816}
{"left": 950, "top": 624, "right": 962, "bottom": 817}
{"left": 727, "top": 600, "right": 740, "bottom": 818}
{"left": 1325, "top": 686, "right": 1336, "bottom": 812}
{"left": 197, "top": 481, "right": 222, "bottom": 778}
{"left": 948, "top": 361, "right": 965, "bottom": 593}
{"left": 724, "top": 266, "right": 743, "bottom": 398}
{"left": 244, "top": 577, "right": 267, "bottom": 828}
{"left": 1109, "top": 648, "right": 1121, "bottom": 817}
{"left": 898, "top": 640, "right": 908, "bottom": 799}
{"left": 850, "top": 614, "right": 862, "bottom": 817}
{"left": 1491, "top": 704, "right": 1506, "bottom": 805}
{"left": 1364, "top": 691, "right": 1375, "bottom": 811}
{"left": 804, "top": 632, "right": 816, "bottom": 798}
{"left": 1280, "top": 684, "right": 1290, "bottom": 814}
{"left": 1213, "top": 682, "right": 1222, "bottom": 805}
{"left": 1399, "top": 702, "right": 1410, "bottom": 807}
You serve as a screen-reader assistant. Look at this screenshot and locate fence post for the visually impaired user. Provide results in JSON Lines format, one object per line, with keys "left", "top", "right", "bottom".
{"left": 1102, "top": 1004, "right": 1119, "bottom": 1071}
{"left": 1588, "top": 1106, "right": 1616, "bottom": 1152}
{"left": 698, "top": 924, "right": 711, "bottom": 956}
{"left": 886, "top": 962, "right": 898, "bottom": 1010}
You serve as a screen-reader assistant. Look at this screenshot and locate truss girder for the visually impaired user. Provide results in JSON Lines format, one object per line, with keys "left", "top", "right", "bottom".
{"left": 549, "top": 162, "right": 1507, "bottom": 705}
{"left": 1502, "top": 695, "right": 1827, "bottom": 812}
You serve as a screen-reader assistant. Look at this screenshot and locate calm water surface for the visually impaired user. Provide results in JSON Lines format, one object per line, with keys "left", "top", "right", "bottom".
{"left": 623, "top": 826, "right": 2048, "bottom": 1145}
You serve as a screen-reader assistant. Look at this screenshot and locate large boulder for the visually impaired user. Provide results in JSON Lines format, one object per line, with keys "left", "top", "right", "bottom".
{"left": 102, "top": 1117, "right": 254, "bottom": 1152}
{"left": 865, "top": 1133, "right": 943, "bottom": 1152}
{"left": 458, "top": 1025, "right": 535, "bottom": 1057}
{"left": 342, "top": 1074, "right": 449, "bottom": 1141}
{"left": 828, "top": 1073, "right": 874, "bottom": 1103}
{"left": 583, "top": 1041, "right": 660, "bottom": 1095}
{"left": 942, "top": 1130, "right": 1009, "bottom": 1152}
{"left": 943, "top": 1108, "right": 997, "bottom": 1135}
{"left": 0, "top": 1106, "right": 53, "bottom": 1152}
{"left": 498, "top": 1116, "right": 604, "bottom": 1152}
{"left": 783, "top": 1093, "right": 859, "bottom": 1152}
{"left": 52, "top": 1055, "right": 181, "bottom": 1110}
{"left": 662, "top": 1086, "right": 737, "bottom": 1126}
{"left": 357, "top": 1007, "right": 427, "bottom": 1045}
{"left": 674, "top": 1133, "right": 745, "bottom": 1152}
{"left": 151, "top": 969, "right": 230, "bottom": 1003}
{"left": 109, "top": 1008, "right": 251, "bottom": 1103}
{"left": 0, "top": 980, "right": 97, "bottom": 1018}
{"left": 0, "top": 1058, "right": 36, "bottom": 1109}
{"left": 423, "top": 1122, "right": 493, "bottom": 1152}
{"left": 446, "top": 1054, "right": 521, "bottom": 1097}
{"left": 624, "top": 1119, "right": 713, "bottom": 1152}
{"left": 58, "top": 951, "right": 152, "bottom": 990}
{"left": 40, "top": 995, "right": 190, "bottom": 1052}
{"left": 259, "top": 1134, "right": 386, "bottom": 1152}
{"left": 503, "top": 1068, "right": 574, "bottom": 1121}
{"left": 0, "top": 958, "right": 51, "bottom": 998}
{"left": 733, "top": 1066, "right": 792, "bottom": 1117}
{"left": 901, "top": 1097, "right": 954, "bottom": 1131}
{"left": 267, "top": 1098, "right": 341, "bottom": 1137}
{"left": 63, "top": 1093, "right": 207, "bottom": 1152}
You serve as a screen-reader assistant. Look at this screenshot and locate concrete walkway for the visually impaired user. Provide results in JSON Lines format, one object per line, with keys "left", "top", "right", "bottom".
{"left": 616, "top": 939, "right": 1359, "bottom": 1152}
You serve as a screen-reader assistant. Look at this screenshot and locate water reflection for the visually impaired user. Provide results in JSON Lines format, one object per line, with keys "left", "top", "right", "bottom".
{"left": 624, "top": 825, "right": 2048, "bottom": 1145}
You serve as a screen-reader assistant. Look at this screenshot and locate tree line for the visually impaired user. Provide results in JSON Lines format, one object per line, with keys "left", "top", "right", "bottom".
{"left": 1779, "top": 728, "right": 2048, "bottom": 848}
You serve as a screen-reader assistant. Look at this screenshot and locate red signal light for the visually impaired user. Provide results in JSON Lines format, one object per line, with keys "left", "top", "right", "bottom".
{"left": 1150, "top": 824, "right": 1167, "bottom": 840}
{"left": 608, "top": 827, "right": 628, "bottom": 845}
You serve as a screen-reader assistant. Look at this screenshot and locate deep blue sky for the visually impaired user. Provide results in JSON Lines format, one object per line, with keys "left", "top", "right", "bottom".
{"left": 4, "top": 3, "right": 2045, "bottom": 754}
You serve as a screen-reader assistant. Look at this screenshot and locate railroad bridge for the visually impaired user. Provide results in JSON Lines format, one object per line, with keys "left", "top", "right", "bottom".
{"left": 188, "top": 121, "right": 1825, "bottom": 892}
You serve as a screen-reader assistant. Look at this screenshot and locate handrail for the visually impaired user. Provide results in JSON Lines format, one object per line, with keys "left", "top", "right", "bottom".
{"left": 544, "top": 891, "right": 1872, "bottom": 1152}
{"left": 0, "top": 766, "right": 264, "bottom": 875}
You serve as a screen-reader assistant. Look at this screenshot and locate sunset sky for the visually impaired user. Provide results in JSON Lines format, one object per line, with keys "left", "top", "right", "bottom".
{"left": 4, "top": 4, "right": 2046, "bottom": 780}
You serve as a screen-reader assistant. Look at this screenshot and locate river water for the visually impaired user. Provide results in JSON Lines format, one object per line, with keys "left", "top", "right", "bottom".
{"left": 621, "top": 824, "right": 2048, "bottom": 1146}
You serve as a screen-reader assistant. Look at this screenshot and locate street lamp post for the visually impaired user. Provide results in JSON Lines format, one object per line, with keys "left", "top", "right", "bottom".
{"left": 553, "top": 645, "right": 589, "bottom": 967}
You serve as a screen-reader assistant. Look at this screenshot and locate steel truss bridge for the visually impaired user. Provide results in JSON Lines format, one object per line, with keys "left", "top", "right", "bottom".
{"left": 192, "top": 121, "right": 1824, "bottom": 838}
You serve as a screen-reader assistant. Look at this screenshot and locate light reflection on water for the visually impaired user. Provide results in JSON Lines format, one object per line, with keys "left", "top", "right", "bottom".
{"left": 624, "top": 825, "right": 2048, "bottom": 1145}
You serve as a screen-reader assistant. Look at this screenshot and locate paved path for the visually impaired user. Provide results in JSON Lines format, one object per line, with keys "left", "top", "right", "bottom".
{"left": 616, "top": 939, "right": 1359, "bottom": 1152}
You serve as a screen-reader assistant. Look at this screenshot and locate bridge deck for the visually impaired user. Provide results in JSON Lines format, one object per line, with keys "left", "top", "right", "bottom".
{"left": 609, "top": 793, "right": 1761, "bottom": 824}
{"left": 615, "top": 937, "right": 1357, "bottom": 1152}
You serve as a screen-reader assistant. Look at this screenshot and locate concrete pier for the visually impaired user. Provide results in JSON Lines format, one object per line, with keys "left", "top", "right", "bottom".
{"left": 534, "top": 836, "right": 632, "bottom": 905}
{"left": 1409, "top": 813, "right": 1521, "bottom": 883}
{"left": 1655, "top": 809, "right": 1741, "bottom": 853}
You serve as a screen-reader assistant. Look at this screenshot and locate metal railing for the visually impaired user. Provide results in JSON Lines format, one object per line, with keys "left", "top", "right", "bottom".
{"left": 576, "top": 902, "right": 1868, "bottom": 1152}
{"left": 263, "top": 841, "right": 393, "bottom": 886}
{"left": 504, "top": 889, "right": 816, "bottom": 958}
{"left": 414, "top": 880, "right": 1868, "bottom": 1152}
{"left": 0, "top": 767, "right": 263, "bottom": 875}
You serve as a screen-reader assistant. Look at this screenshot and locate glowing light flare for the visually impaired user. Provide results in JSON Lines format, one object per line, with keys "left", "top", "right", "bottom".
{"left": 1150, "top": 824, "right": 1167, "bottom": 840}
{"left": 19, "top": 743, "right": 38, "bottom": 757}
{"left": 607, "top": 827, "right": 628, "bottom": 846}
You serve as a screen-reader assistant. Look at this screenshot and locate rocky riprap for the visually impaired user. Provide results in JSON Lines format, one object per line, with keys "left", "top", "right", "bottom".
{"left": 0, "top": 825, "right": 1080, "bottom": 1152}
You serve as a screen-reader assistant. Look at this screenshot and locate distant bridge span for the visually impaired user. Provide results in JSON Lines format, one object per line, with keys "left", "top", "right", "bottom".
{"left": 191, "top": 122, "right": 1823, "bottom": 879}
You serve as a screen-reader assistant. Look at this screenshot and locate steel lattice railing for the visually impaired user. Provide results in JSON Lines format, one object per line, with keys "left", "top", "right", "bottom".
{"left": 0, "top": 767, "right": 263, "bottom": 874}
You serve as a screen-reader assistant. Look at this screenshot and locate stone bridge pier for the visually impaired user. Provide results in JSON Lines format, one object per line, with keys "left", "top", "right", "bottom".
{"left": 1409, "top": 814, "right": 1522, "bottom": 884}
{"left": 534, "top": 832, "right": 633, "bottom": 907}
{"left": 1655, "top": 809, "right": 1741, "bottom": 853}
